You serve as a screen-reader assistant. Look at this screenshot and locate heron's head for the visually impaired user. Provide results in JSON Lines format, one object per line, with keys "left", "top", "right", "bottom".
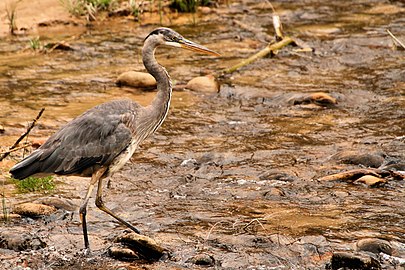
{"left": 144, "top": 27, "right": 220, "bottom": 56}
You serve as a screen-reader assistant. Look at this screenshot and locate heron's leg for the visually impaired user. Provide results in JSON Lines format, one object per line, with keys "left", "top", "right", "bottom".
{"left": 95, "top": 176, "right": 140, "bottom": 234}
{"left": 79, "top": 169, "right": 105, "bottom": 251}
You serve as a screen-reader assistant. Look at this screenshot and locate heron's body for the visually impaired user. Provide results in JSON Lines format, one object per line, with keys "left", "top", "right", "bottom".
{"left": 11, "top": 100, "right": 141, "bottom": 178}
{"left": 9, "top": 27, "right": 219, "bottom": 251}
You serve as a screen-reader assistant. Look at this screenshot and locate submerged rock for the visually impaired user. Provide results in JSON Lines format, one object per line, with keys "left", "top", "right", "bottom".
{"left": 0, "top": 232, "right": 46, "bottom": 251}
{"left": 330, "top": 252, "right": 381, "bottom": 270}
{"left": 185, "top": 75, "right": 220, "bottom": 93}
{"left": 332, "top": 151, "right": 385, "bottom": 168}
{"left": 13, "top": 203, "right": 57, "bottom": 217}
{"left": 288, "top": 92, "right": 337, "bottom": 107}
{"left": 116, "top": 71, "right": 157, "bottom": 89}
{"left": 259, "top": 170, "right": 298, "bottom": 182}
{"left": 263, "top": 187, "right": 285, "bottom": 198}
{"left": 355, "top": 238, "right": 393, "bottom": 255}
{"left": 186, "top": 253, "right": 216, "bottom": 266}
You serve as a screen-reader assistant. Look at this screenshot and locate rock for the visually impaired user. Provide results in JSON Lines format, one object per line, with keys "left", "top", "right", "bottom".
{"left": 380, "top": 162, "right": 405, "bottom": 171}
{"left": 263, "top": 187, "right": 285, "bottom": 198}
{"left": 333, "top": 151, "right": 385, "bottom": 168}
{"left": 330, "top": 252, "right": 381, "bottom": 270}
{"left": 108, "top": 246, "right": 140, "bottom": 261}
{"left": 354, "top": 175, "right": 387, "bottom": 187}
{"left": 259, "top": 170, "right": 298, "bottom": 182}
{"left": 198, "top": 6, "right": 213, "bottom": 15}
{"left": 355, "top": 238, "right": 393, "bottom": 255}
{"left": 13, "top": 203, "right": 57, "bottom": 217}
{"left": 289, "top": 92, "right": 337, "bottom": 107}
{"left": 186, "top": 253, "right": 215, "bottom": 266}
{"left": 34, "top": 197, "right": 76, "bottom": 211}
{"left": 115, "top": 232, "right": 165, "bottom": 261}
{"left": 0, "top": 232, "right": 46, "bottom": 251}
{"left": 185, "top": 75, "right": 219, "bottom": 93}
{"left": 116, "top": 71, "right": 156, "bottom": 89}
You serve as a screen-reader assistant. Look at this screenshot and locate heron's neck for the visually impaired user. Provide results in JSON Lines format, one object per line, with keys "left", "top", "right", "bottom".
{"left": 142, "top": 44, "right": 172, "bottom": 133}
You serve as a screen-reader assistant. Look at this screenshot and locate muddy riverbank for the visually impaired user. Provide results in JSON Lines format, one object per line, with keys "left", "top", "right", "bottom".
{"left": 1, "top": 0, "right": 404, "bottom": 269}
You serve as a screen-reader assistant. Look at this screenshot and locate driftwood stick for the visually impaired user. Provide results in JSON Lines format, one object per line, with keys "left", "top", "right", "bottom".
{"left": 221, "top": 36, "right": 294, "bottom": 74}
{"left": 0, "top": 143, "right": 32, "bottom": 155}
{"left": 387, "top": 29, "right": 405, "bottom": 50}
{"left": 0, "top": 108, "right": 45, "bottom": 162}
{"left": 219, "top": 3, "right": 296, "bottom": 76}
{"left": 318, "top": 168, "right": 405, "bottom": 182}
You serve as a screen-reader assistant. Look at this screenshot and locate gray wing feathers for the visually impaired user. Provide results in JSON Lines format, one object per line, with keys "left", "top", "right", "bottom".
{"left": 10, "top": 100, "right": 139, "bottom": 179}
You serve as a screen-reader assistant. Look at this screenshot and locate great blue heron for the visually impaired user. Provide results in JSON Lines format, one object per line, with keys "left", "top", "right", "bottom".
{"left": 9, "top": 27, "right": 219, "bottom": 251}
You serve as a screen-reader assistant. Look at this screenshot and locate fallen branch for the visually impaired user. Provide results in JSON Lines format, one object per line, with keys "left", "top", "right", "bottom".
{"left": 318, "top": 168, "right": 405, "bottom": 182}
{"left": 205, "top": 221, "right": 224, "bottom": 241}
{"left": 242, "top": 218, "right": 266, "bottom": 233}
{"left": 386, "top": 29, "right": 405, "bottom": 50}
{"left": 0, "top": 143, "right": 32, "bottom": 155}
{"left": 219, "top": 3, "right": 302, "bottom": 76}
{"left": 221, "top": 36, "right": 294, "bottom": 75}
{"left": 0, "top": 108, "right": 45, "bottom": 162}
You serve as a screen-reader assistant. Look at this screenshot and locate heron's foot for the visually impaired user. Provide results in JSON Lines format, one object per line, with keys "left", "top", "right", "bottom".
{"left": 124, "top": 223, "right": 141, "bottom": 234}
{"left": 123, "top": 226, "right": 141, "bottom": 235}
{"left": 131, "top": 226, "right": 141, "bottom": 235}
{"left": 81, "top": 247, "right": 91, "bottom": 256}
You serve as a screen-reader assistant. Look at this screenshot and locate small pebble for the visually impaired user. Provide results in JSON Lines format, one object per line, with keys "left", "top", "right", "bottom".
{"left": 186, "top": 253, "right": 215, "bottom": 266}
{"left": 109, "top": 246, "right": 140, "bottom": 261}
{"left": 263, "top": 187, "right": 285, "bottom": 198}
{"left": 289, "top": 92, "right": 337, "bottom": 107}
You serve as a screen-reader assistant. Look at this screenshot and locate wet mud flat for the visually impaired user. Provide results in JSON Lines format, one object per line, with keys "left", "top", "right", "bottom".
{"left": 0, "top": 0, "right": 405, "bottom": 269}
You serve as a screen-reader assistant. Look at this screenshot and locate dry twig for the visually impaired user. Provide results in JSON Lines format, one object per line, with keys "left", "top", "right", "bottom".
{"left": 387, "top": 29, "right": 405, "bottom": 50}
{"left": 0, "top": 143, "right": 32, "bottom": 155}
{"left": 205, "top": 221, "right": 224, "bottom": 241}
{"left": 0, "top": 108, "right": 45, "bottom": 162}
{"left": 242, "top": 218, "right": 266, "bottom": 233}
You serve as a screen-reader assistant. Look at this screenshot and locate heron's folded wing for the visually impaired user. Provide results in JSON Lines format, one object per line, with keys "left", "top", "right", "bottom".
{"left": 10, "top": 100, "right": 139, "bottom": 179}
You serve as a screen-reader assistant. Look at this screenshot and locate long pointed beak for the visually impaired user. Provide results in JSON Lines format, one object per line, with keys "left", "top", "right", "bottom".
{"left": 179, "top": 38, "right": 220, "bottom": 56}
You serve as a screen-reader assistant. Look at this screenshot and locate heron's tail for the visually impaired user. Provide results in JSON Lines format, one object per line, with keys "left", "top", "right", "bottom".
{"left": 9, "top": 150, "right": 43, "bottom": 180}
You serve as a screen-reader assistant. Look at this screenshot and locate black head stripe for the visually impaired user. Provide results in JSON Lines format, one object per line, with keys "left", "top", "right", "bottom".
{"left": 144, "top": 27, "right": 183, "bottom": 42}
